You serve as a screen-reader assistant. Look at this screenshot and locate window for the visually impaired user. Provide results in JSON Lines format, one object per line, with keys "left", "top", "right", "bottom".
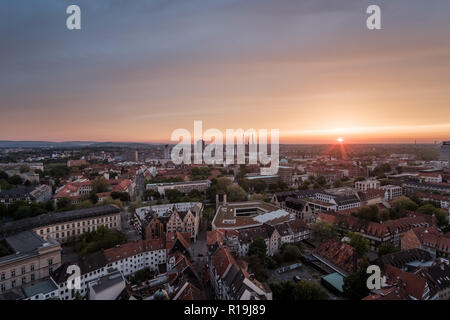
{"left": 22, "top": 276, "right": 26, "bottom": 284}
{"left": 11, "top": 280, "right": 16, "bottom": 288}
{"left": 1, "top": 284, "right": 5, "bottom": 292}
{"left": 48, "top": 259, "right": 53, "bottom": 266}
{"left": 21, "top": 267, "right": 26, "bottom": 275}
{"left": 31, "top": 274, "right": 35, "bottom": 281}
{"left": 11, "top": 270, "right": 15, "bottom": 278}
{"left": 31, "top": 264, "right": 35, "bottom": 271}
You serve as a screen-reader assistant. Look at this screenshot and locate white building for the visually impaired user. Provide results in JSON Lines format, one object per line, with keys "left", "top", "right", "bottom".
{"left": 380, "top": 185, "right": 403, "bottom": 201}
{"left": 355, "top": 179, "right": 381, "bottom": 191}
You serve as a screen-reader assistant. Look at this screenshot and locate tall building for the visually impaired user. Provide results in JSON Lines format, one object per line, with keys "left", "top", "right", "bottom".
{"left": 164, "top": 144, "right": 170, "bottom": 160}
{"left": 439, "top": 141, "right": 450, "bottom": 167}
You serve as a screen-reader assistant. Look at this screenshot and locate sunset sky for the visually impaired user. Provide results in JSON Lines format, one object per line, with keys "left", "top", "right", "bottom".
{"left": 1, "top": 0, "right": 450, "bottom": 144}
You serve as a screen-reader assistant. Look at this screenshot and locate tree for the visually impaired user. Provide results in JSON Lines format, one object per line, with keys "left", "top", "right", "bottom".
{"left": 378, "top": 243, "right": 399, "bottom": 256}
{"left": 226, "top": 184, "right": 247, "bottom": 202}
{"left": 316, "top": 176, "right": 327, "bottom": 187}
{"left": 77, "top": 226, "right": 127, "bottom": 256}
{"left": 417, "top": 204, "right": 438, "bottom": 215}
{"left": 269, "top": 281, "right": 298, "bottom": 300}
{"left": 249, "top": 193, "right": 265, "bottom": 201}
{"left": 349, "top": 232, "right": 370, "bottom": 256}
{"left": 165, "top": 189, "right": 183, "bottom": 202}
{"left": 89, "top": 192, "right": 99, "bottom": 204}
{"left": 187, "top": 189, "right": 203, "bottom": 200}
{"left": 311, "top": 221, "right": 338, "bottom": 242}
{"left": 0, "top": 171, "right": 8, "bottom": 180}
{"left": 57, "top": 197, "right": 73, "bottom": 211}
{"left": 436, "top": 210, "right": 449, "bottom": 227}
{"left": 343, "top": 269, "right": 370, "bottom": 300}
{"left": 270, "top": 280, "right": 329, "bottom": 300}
{"left": 19, "top": 165, "right": 30, "bottom": 173}
{"left": 129, "top": 200, "right": 144, "bottom": 212}
{"left": 282, "top": 244, "right": 302, "bottom": 262}
{"left": 293, "top": 280, "right": 329, "bottom": 300}
{"left": 0, "top": 242, "right": 10, "bottom": 257}
{"left": 111, "top": 191, "right": 131, "bottom": 202}
{"left": 92, "top": 178, "right": 109, "bottom": 193}
{"left": 248, "top": 238, "right": 267, "bottom": 261}
{"left": 253, "top": 180, "right": 267, "bottom": 193}
{"left": 7, "top": 175, "right": 22, "bottom": 186}
{"left": 246, "top": 254, "right": 268, "bottom": 281}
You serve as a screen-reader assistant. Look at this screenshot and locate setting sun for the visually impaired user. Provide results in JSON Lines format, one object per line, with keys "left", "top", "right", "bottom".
{"left": 337, "top": 138, "right": 344, "bottom": 143}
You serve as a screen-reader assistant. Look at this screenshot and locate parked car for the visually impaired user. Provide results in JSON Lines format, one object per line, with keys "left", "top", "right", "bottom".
{"left": 293, "top": 275, "right": 301, "bottom": 282}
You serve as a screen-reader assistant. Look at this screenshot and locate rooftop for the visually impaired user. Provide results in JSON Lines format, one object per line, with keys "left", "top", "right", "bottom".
{"left": 212, "top": 201, "right": 291, "bottom": 230}
{"left": 0, "top": 205, "right": 121, "bottom": 237}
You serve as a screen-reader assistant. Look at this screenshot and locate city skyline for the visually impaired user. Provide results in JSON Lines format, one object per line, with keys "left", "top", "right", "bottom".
{"left": 1, "top": 1, "right": 450, "bottom": 143}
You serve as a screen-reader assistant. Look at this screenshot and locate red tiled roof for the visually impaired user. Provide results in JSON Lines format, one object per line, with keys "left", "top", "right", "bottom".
{"left": 211, "top": 246, "right": 237, "bottom": 278}
{"left": 315, "top": 239, "right": 362, "bottom": 274}
{"left": 383, "top": 265, "right": 427, "bottom": 300}
{"left": 103, "top": 239, "right": 165, "bottom": 263}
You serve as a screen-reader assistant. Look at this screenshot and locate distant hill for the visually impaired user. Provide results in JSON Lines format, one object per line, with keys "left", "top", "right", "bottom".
{"left": 0, "top": 140, "right": 165, "bottom": 149}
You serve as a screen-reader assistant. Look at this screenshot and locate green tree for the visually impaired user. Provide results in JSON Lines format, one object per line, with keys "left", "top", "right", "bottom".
{"left": 92, "top": 178, "right": 109, "bottom": 193}
{"left": 311, "top": 221, "right": 338, "bottom": 242}
{"left": 246, "top": 254, "right": 268, "bottom": 281}
{"left": 270, "top": 280, "right": 329, "bottom": 300}
{"left": 165, "top": 189, "right": 183, "bottom": 202}
{"left": 349, "top": 232, "right": 370, "bottom": 256}
{"left": 269, "top": 281, "right": 297, "bottom": 300}
{"left": 226, "top": 184, "right": 247, "bottom": 202}
{"left": 7, "top": 175, "right": 23, "bottom": 186}
{"left": 248, "top": 238, "right": 267, "bottom": 261}
{"left": 417, "top": 204, "right": 438, "bottom": 215}
{"left": 89, "top": 192, "right": 99, "bottom": 204}
{"left": 293, "top": 280, "right": 329, "bottom": 300}
{"left": 343, "top": 269, "right": 370, "bottom": 300}
{"left": 0, "top": 242, "right": 10, "bottom": 257}
{"left": 57, "top": 197, "right": 73, "bottom": 211}
{"left": 282, "top": 244, "right": 302, "bottom": 262}
{"left": 0, "top": 171, "right": 8, "bottom": 180}
{"left": 19, "top": 165, "right": 30, "bottom": 173}
{"left": 378, "top": 243, "right": 399, "bottom": 256}
{"left": 77, "top": 226, "right": 127, "bottom": 256}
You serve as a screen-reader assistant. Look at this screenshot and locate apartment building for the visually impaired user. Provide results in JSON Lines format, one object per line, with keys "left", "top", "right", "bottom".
{"left": 0, "top": 205, "right": 121, "bottom": 243}
{"left": 318, "top": 212, "right": 433, "bottom": 251}
{"left": 0, "top": 231, "right": 61, "bottom": 294}
{"left": 355, "top": 179, "right": 381, "bottom": 191}
{"left": 380, "top": 185, "right": 403, "bottom": 201}
{"left": 51, "top": 238, "right": 166, "bottom": 300}
{"left": 146, "top": 180, "right": 211, "bottom": 196}
{"left": 209, "top": 246, "right": 272, "bottom": 300}
{"left": 133, "top": 202, "right": 202, "bottom": 241}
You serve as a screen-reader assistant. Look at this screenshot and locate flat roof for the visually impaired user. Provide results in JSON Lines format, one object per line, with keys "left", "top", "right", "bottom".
{"left": 22, "top": 279, "right": 58, "bottom": 298}
{"left": 212, "top": 201, "right": 291, "bottom": 229}
{"left": 321, "top": 272, "right": 344, "bottom": 293}
{"left": 147, "top": 180, "right": 210, "bottom": 187}
{"left": 5, "top": 230, "right": 44, "bottom": 253}
{"left": 245, "top": 175, "right": 279, "bottom": 180}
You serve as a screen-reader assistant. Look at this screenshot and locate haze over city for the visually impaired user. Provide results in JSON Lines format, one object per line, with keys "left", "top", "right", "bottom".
{"left": 2, "top": 0, "right": 450, "bottom": 143}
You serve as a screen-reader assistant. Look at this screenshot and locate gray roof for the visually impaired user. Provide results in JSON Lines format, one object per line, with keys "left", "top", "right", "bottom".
{"left": 89, "top": 268, "right": 124, "bottom": 294}
{"left": 0, "top": 186, "right": 35, "bottom": 198}
{"left": 0, "top": 205, "right": 120, "bottom": 237}
{"left": 51, "top": 251, "right": 108, "bottom": 284}
{"left": 4, "top": 230, "right": 44, "bottom": 253}
{"left": 22, "top": 279, "right": 58, "bottom": 298}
